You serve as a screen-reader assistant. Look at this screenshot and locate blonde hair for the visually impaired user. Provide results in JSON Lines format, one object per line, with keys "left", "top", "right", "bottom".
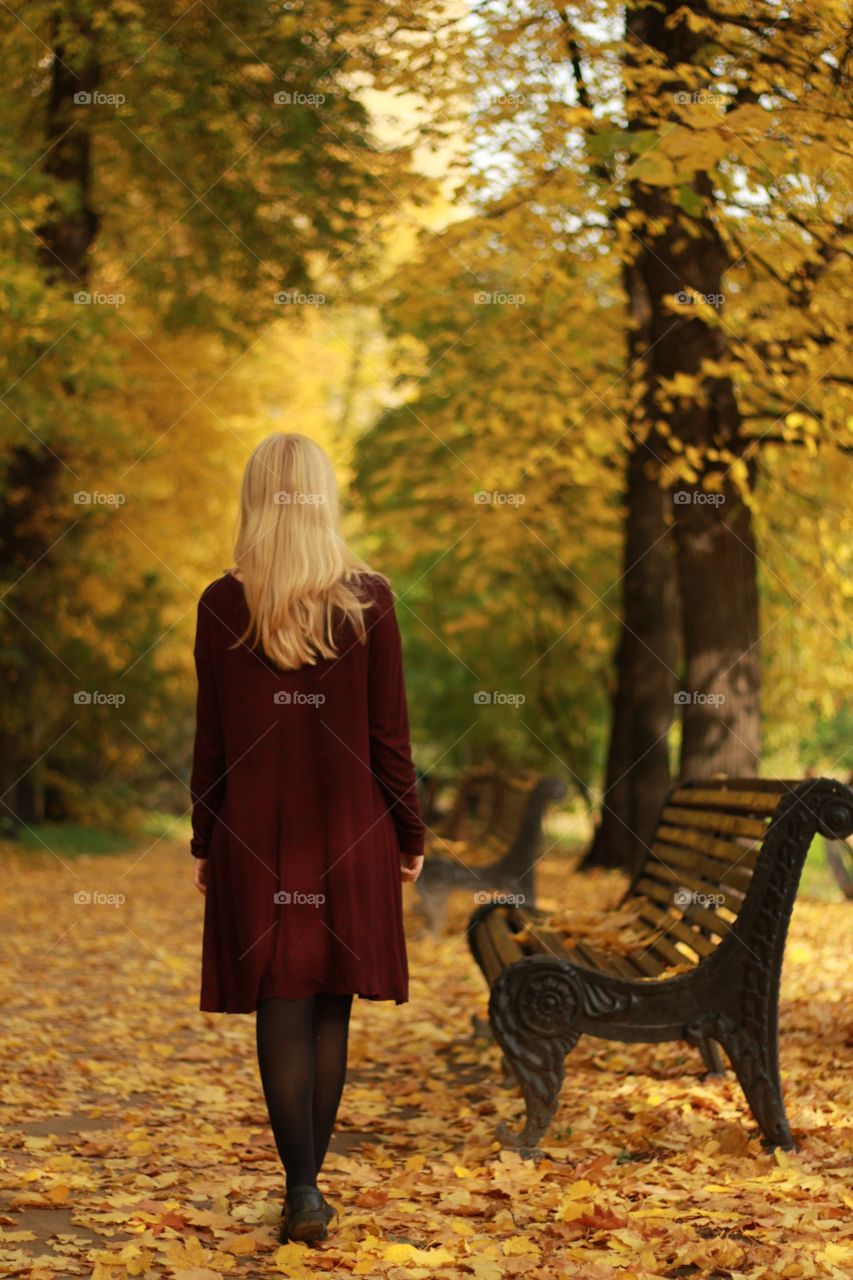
{"left": 230, "top": 432, "right": 379, "bottom": 669}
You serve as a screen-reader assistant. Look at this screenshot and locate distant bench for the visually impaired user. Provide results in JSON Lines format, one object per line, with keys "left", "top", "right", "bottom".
{"left": 467, "top": 775, "right": 853, "bottom": 1152}
{"left": 417, "top": 767, "right": 566, "bottom": 931}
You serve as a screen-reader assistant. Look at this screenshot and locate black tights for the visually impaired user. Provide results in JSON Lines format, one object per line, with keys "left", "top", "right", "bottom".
{"left": 255, "top": 993, "right": 353, "bottom": 1191}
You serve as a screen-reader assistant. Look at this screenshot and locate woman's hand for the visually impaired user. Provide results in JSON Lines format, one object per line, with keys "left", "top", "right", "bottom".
{"left": 400, "top": 853, "right": 423, "bottom": 884}
{"left": 194, "top": 857, "right": 209, "bottom": 895}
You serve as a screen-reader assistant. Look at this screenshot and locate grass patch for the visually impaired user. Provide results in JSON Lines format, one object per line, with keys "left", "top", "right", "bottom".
{"left": 17, "top": 823, "right": 138, "bottom": 857}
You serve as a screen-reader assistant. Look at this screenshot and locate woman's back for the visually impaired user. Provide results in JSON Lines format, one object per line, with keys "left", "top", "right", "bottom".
{"left": 191, "top": 564, "right": 424, "bottom": 1013}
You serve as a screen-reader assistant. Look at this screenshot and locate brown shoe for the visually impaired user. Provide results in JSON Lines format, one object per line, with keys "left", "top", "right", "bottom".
{"left": 279, "top": 1185, "right": 329, "bottom": 1244}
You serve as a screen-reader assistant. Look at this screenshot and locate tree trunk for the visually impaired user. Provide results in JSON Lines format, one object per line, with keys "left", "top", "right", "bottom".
{"left": 0, "top": 6, "right": 99, "bottom": 830}
{"left": 583, "top": 260, "right": 679, "bottom": 871}
{"left": 628, "top": 0, "right": 761, "bottom": 782}
{"left": 586, "top": 0, "right": 763, "bottom": 866}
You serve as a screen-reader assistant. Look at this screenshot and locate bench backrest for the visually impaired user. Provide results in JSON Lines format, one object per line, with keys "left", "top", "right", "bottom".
{"left": 440, "top": 766, "right": 500, "bottom": 841}
{"left": 625, "top": 778, "right": 793, "bottom": 972}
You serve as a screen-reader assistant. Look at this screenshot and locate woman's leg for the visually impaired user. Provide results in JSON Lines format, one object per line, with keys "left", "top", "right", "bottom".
{"left": 312, "top": 993, "right": 353, "bottom": 1175}
{"left": 256, "top": 996, "right": 317, "bottom": 1190}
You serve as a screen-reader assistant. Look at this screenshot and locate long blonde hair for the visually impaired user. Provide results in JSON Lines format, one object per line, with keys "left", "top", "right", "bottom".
{"left": 230, "top": 432, "right": 379, "bottom": 669}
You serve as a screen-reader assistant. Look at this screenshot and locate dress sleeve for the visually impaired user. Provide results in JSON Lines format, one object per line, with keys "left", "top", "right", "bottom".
{"left": 189, "top": 594, "right": 227, "bottom": 858}
{"left": 367, "top": 579, "right": 425, "bottom": 856}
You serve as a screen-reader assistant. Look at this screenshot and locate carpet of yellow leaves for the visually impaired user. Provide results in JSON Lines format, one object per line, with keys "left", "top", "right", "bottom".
{"left": 0, "top": 839, "right": 851, "bottom": 1279}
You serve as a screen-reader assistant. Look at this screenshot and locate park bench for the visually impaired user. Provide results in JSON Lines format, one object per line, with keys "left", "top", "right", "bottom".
{"left": 417, "top": 768, "right": 566, "bottom": 931}
{"left": 467, "top": 775, "right": 853, "bottom": 1152}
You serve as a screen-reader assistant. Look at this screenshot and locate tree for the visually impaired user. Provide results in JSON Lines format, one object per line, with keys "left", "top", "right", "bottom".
{"left": 0, "top": 0, "right": 411, "bottom": 829}
{"left": 360, "top": 0, "right": 853, "bottom": 866}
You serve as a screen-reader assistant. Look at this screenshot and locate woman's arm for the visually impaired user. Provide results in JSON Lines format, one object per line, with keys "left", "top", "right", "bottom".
{"left": 366, "top": 579, "right": 425, "bottom": 857}
{"left": 189, "top": 593, "right": 227, "bottom": 858}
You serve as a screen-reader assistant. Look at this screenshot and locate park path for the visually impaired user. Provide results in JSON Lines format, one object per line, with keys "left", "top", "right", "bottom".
{"left": 0, "top": 837, "right": 851, "bottom": 1279}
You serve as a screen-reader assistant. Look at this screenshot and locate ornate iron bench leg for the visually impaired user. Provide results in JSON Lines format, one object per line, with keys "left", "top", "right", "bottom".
{"left": 418, "top": 882, "right": 450, "bottom": 934}
{"left": 470, "top": 1011, "right": 492, "bottom": 1040}
{"left": 488, "top": 961, "right": 583, "bottom": 1152}
{"left": 699, "top": 1037, "right": 725, "bottom": 1077}
{"left": 711, "top": 1016, "right": 796, "bottom": 1150}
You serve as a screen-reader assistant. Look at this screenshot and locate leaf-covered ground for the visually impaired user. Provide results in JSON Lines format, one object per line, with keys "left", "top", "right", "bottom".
{"left": 1, "top": 838, "right": 851, "bottom": 1280}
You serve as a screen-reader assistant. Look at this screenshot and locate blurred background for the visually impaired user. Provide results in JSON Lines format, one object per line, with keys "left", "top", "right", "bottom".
{"left": 1, "top": 0, "right": 850, "bottom": 878}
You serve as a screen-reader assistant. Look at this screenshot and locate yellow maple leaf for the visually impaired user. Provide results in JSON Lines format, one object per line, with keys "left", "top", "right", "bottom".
{"left": 382, "top": 1242, "right": 456, "bottom": 1267}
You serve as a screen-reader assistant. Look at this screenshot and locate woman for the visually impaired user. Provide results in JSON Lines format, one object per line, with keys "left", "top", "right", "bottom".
{"left": 189, "top": 432, "right": 425, "bottom": 1244}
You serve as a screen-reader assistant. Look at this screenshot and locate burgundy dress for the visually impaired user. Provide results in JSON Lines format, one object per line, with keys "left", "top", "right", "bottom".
{"left": 189, "top": 570, "right": 425, "bottom": 1013}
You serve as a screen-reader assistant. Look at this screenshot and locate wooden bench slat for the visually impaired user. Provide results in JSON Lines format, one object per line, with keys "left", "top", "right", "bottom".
{"left": 633, "top": 885, "right": 719, "bottom": 958}
{"left": 632, "top": 909, "right": 691, "bottom": 967}
{"left": 653, "top": 825, "right": 759, "bottom": 875}
{"left": 566, "top": 939, "right": 609, "bottom": 972}
{"left": 474, "top": 922, "right": 505, "bottom": 986}
{"left": 660, "top": 804, "right": 769, "bottom": 840}
{"left": 640, "top": 851, "right": 746, "bottom": 914}
{"left": 653, "top": 824, "right": 758, "bottom": 865}
{"left": 566, "top": 939, "right": 650, "bottom": 980}
{"left": 626, "top": 945, "right": 669, "bottom": 977}
{"left": 677, "top": 777, "right": 794, "bottom": 792}
{"left": 521, "top": 923, "right": 573, "bottom": 959}
{"left": 484, "top": 910, "right": 526, "bottom": 970}
{"left": 669, "top": 786, "right": 782, "bottom": 814}
{"left": 646, "top": 840, "right": 753, "bottom": 896}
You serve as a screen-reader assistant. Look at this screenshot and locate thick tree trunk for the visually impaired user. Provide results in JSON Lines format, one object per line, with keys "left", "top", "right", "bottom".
{"left": 0, "top": 7, "right": 99, "bottom": 830}
{"left": 584, "top": 262, "right": 679, "bottom": 871}
{"left": 587, "top": 0, "right": 763, "bottom": 866}
{"left": 629, "top": 0, "right": 761, "bottom": 782}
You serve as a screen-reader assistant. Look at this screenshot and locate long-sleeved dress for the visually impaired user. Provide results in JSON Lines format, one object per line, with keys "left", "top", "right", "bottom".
{"left": 189, "top": 570, "right": 424, "bottom": 1013}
